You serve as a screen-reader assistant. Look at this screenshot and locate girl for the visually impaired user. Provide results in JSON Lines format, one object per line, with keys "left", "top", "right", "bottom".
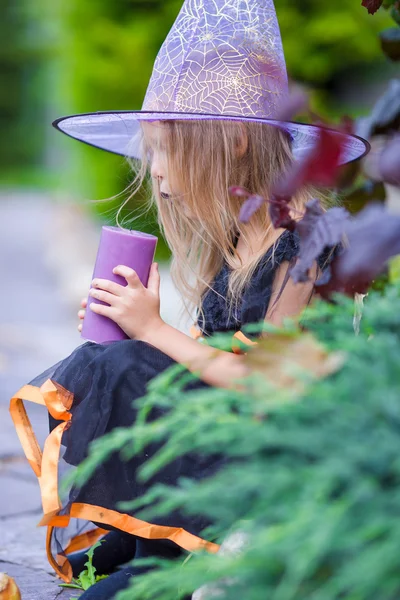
{"left": 69, "top": 120, "right": 322, "bottom": 599}
{"left": 11, "top": 0, "right": 368, "bottom": 598}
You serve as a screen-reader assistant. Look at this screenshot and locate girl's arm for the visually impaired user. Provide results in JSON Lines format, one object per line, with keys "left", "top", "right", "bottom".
{"left": 142, "top": 261, "right": 317, "bottom": 389}
{"left": 263, "top": 261, "right": 317, "bottom": 330}
{"left": 87, "top": 262, "right": 316, "bottom": 390}
{"left": 143, "top": 322, "right": 249, "bottom": 389}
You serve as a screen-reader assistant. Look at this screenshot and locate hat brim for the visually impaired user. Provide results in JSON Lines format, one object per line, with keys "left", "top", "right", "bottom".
{"left": 53, "top": 110, "right": 370, "bottom": 165}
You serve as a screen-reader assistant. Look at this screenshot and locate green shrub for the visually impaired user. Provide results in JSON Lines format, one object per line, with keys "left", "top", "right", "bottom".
{"left": 72, "top": 283, "right": 400, "bottom": 599}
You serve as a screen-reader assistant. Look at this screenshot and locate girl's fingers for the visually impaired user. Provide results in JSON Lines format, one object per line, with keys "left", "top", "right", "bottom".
{"left": 92, "top": 278, "right": 124, "bottom": 296}
{"left": 81, "top": 297, "right": 88, "bottom": 308}
{"left": 89, "top": 289, "right": 116, "bottom": 306}
{"left": 89, "top": 301, "right": 113, "bottom": 317}
{"left": 78, "top": 324, "right": 83, "bottom": 332}
{"left": 78, "top": 309, "right": 86, "bottom": 320}
{"left": 147, "top": 263, "right": 160, "bottom": 295}
{"left": 113, "top": 266, "right": 142, "bottom": 289}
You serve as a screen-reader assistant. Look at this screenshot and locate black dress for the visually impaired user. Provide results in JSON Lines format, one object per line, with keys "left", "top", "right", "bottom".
{"left": 26, "top": 230, "right": 327, "bottom": 569}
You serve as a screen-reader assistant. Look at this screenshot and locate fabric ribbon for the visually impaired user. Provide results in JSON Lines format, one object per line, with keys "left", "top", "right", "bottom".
{"left": 190, "top": 325, "right": 258, "bottom": 354}
{"left": 9, "top": 378, "right": 219, "bottom": 583}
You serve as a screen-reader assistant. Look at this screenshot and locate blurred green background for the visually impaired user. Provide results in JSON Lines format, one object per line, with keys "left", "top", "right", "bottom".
{"left": 0, "top": 0, "right": 395, "bottom": 257}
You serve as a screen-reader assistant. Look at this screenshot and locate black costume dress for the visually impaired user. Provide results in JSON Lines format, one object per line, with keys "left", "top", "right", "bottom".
{"left": 11, "top": 230, "right": 331, "bottom": 581}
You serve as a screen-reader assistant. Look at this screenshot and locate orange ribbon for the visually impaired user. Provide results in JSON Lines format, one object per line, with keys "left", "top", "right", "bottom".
{"left": 9, "top": 379, "right": 219, "bottom": 583}
{"left": 190, "top": 325, "right": 258, "bottom": 354}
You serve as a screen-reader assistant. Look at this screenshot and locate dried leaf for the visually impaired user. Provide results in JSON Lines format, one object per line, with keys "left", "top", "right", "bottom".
{"left": 0, "top": 574, "right": 21, "bottom": 600}
{"left": 316, "top": 203, "right": 400, "bottom": 298}
{"left": 246, "top": 332, "right": 345, "bottom": 394}
{"left": 353, "top": 293, "right": 367, "bottom": 336}
{"left": 239, "top": 195, "right": 265, "bottom": 223}
{"left": 361, "top": 0, "right": 384, "bottom": 14}
{"left": 379, "top": 135, "right": 400, "bottom": 186}
{"left": 290, "top": 199, "right": 350, "bottom": 283}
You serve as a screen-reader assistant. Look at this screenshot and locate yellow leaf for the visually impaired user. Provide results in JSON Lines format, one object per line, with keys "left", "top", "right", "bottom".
{"left": 245, "top": 332, "right": 344, "bottom": 395}
{"left": 0, "top": 574, "right": 21, "bottom": 600}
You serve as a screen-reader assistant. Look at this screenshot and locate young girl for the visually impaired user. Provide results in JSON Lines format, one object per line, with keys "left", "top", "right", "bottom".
{"left": 11, "top": 1, "right": 368, "bottom": 598}
{"left": 68, "top": 121, "right": 322, "bottom": 599}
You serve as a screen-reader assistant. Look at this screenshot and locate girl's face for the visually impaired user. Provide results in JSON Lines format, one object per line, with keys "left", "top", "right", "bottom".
{"left": 142, "top": 122, "right": 173, "bottom": 199}
{"left": 142, "top": 121, "right": 194, "bottom": 216}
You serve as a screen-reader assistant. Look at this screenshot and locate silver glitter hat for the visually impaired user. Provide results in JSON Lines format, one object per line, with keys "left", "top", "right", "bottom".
{"left": 53, "top": 0, "right": 369, "bottom": 164}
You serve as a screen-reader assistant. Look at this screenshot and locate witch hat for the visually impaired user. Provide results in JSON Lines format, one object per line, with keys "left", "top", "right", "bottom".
{"left": 53, "top": 0, "right": 369, "bottom": 163}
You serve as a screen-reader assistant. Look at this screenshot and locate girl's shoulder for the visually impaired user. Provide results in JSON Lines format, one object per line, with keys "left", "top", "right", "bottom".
{"left": 254, "top": 229, "right": 298, "bottom": 274}
{"left": 268, "top": 229, "right": 299, "bottom": 265}
{"left": 261, "top": 229, "right": 340, "bottom": 272}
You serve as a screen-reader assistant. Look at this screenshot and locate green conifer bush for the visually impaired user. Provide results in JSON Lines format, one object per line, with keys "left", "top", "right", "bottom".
{"left": 73, "top": 283, "right": 400, "bottom": 600}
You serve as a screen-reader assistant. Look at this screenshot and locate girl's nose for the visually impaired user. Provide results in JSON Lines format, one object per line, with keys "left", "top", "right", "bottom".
{"left": 150, "top": 155, "right": 164, "bottom": 180}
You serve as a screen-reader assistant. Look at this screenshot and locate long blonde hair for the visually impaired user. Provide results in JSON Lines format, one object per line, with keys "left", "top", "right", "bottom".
{"left": 118, "top": 120, "right": 322, "bottom": 324}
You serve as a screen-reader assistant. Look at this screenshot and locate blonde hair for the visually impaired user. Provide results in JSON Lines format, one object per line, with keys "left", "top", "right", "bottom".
{"left": 118, "top": 120, "right": 325, "bottom": 325}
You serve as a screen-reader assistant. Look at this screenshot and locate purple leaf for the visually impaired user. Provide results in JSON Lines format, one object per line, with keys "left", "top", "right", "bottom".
{"left": 239, "top": 195, "right": 265, "bottom": 223}
{"left": 379, "top": 135, "right": 400, "bottom": 186}
{"left": 316, "top": 203, "right": 400, "bottom": 298}
{"left": 302, "top": 128, "right": 346, "bottom": 187}
{"left": 339, "top": 115, "right": 355, "bottom": 135}
{"left": 276, "top": 89, "right": 309, "bottom": 121}
{"left": 291, "top": 199, "right": 350, "bottom": 283}
{"left": 229, "top": 186, "right": 251, "bottom": 198}
{"left": 269, "top": 195, "right": 296, "bottom": 231}
{"left": 361, "top": 0, "right": 384, "bottom": 14}
{"left": 274, "top": 128, "right": 346, "bottom": 200}
{"left": 357, "top": 80, "right": 400, "bottom": 139}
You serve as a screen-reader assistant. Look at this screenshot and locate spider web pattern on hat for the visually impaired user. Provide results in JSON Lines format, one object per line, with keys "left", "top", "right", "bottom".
{"left": 143, "top": 0, "right": 288, "bottom": 118}
{"left": 53, "top": 0, "right": 370, "bottom": 164}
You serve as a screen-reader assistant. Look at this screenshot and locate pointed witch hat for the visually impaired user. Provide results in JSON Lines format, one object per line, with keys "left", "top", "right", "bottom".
{"left": 53, "top": 0, "right": 369, "bottom": 163}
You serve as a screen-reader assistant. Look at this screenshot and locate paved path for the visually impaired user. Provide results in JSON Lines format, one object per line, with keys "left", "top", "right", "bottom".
{"left": 0, "top": 192, "right": 85, "bottom": 598}
{"left": 0, "top": 191, "right": 184, "bottom": 598}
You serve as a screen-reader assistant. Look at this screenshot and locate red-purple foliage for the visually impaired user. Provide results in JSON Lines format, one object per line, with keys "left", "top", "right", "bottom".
{"left": 239, "top": 195, "right": 265, "bottom": 223}
{"left": 231, "top": 107, "right": 400, "bottom": 300}
{"left": 339, "top": 115, "right": 355, "bottom": 135}
{"left": 269, "top": 195, "right": 297, "bottom": 231}
{"left": 273, "top": 128, "right": 346, "bottom": 201}
{"left": 316, "top": 204, "right": 400, "bottom": 298}
{"left": 290, "top": 200, "right": 350, "bottom": 283}
{"left": 229, "top": 186, "right": 251, "bottom": 198}
{"left": 361, "top": 0, "right": 384, "bottom": 14}
{"left": 275, "top": 89, "right": 309, "bottom": 122}
{"left": 379, "top": 135, "right": 400, "bottom": 186}
{"left": 268, "top": 127, "right": 347, "bottom": 231}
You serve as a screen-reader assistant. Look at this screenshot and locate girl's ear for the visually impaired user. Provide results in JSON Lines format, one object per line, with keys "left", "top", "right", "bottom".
{"left": 236, "top": 123, "right": 248, "bottom": 158}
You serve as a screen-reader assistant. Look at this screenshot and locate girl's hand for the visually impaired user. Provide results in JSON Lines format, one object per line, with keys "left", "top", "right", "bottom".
{"left": 88, "top": 263, "right": 164, "bottom": 341}
{"left": 78, "top": 297, "right": 87, "bottom": 332}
